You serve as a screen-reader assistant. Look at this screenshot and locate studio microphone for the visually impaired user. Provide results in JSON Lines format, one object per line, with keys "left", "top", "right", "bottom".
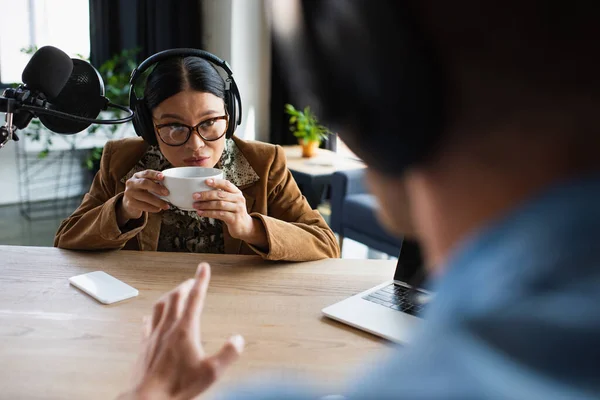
{"left": 1, "top": 46, "right": 73, "bottom": 132}
{"left": 1, "top": 45, "right": 134, "bottom": 148}
{"left": 36, "top": 58, "right": 134, "bottom": 134}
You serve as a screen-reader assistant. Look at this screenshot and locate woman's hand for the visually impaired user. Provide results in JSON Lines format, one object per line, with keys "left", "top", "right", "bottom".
{"left": 193, "top": 179, "right": 268, "bottom": 248}
{"left": 118, "top": 170, "right": 170, "bottom": 224}
{"left": 118, "top": 263, "right": 245, "bottom": 400}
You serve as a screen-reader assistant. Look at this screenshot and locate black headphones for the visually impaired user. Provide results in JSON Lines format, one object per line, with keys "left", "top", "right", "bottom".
{"left": 128, "top": 48, "right": 242, "bottom": 145}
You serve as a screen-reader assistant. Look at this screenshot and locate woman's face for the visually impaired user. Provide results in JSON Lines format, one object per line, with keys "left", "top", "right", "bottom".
{"left": 151, "top": 90, "right": 227, "bottom": 168}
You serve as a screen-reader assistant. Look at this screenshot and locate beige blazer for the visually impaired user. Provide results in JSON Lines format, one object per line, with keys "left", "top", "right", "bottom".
{"left": 54, "top": 136, "right": 340, "bottom": 261}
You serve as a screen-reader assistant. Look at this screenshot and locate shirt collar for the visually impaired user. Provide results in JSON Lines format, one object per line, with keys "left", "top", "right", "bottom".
{"left": 427, "top": 172, "right": 600, "bottom": 311}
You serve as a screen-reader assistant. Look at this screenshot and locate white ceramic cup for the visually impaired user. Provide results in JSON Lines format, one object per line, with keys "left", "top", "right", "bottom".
{"left": 158, "top": 167, "right": 223, "bottom": 211}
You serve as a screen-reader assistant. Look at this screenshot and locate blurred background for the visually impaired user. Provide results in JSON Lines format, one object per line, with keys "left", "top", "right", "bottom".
{"left": 0, "top": 0, "right": 408, "bottom": 261}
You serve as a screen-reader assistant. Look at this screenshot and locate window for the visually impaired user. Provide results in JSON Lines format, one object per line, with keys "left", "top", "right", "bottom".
{"left": 0, "top": 0, "right": 90, "bottom": 86}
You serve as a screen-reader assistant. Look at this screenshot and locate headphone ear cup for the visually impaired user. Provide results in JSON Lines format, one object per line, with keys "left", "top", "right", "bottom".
{"left": 132, "top": 99, "right": 157, "bottom": 145}
{"left": 225, "top": 90, "right": 237, "bottom": 139}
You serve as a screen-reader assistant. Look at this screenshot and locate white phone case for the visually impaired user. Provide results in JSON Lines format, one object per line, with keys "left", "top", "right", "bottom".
{"left": 69, "top": 271, "right": 138, "bottom": 304}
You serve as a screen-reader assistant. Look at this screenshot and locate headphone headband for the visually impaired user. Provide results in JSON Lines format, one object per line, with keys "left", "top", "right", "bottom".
{"left": 129, "top": 48, "right": 242, "bottom": 144}
{"left": 130, "top": 48, "right": 234, "bottom": 86}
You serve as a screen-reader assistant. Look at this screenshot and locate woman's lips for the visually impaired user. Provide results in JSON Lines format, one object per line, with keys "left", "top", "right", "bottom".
{"left": 183, "top": 157, "right": 211, "bottom": 166}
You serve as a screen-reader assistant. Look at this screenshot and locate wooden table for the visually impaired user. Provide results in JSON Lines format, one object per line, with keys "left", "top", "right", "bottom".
{"left": 283, "top": 145, "right": 365, "bottom": 208}
{"left": 0, "top": 245, "right": 396, "bottom": 399}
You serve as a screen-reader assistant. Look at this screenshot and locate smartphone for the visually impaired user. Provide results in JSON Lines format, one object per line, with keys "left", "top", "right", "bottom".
{"left": 69, "top": 271, "right": 138, "bottom": 304}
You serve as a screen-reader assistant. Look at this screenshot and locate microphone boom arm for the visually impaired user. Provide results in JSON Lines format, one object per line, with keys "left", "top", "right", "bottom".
{"left": 19, "top": 102, "right": 134, "bottom": 126}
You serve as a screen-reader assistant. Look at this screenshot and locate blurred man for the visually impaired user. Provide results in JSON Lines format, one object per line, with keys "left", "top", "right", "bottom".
{"left": 118, "top": 1, "right": 600, "bottom": 399}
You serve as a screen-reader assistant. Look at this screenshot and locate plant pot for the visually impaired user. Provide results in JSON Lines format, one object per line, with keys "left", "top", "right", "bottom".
{"left": 300, "top": 139, "right": 320, "bottom": 158}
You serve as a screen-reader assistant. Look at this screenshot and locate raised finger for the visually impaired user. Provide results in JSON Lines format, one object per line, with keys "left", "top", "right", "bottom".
{"left": 151, "top": 302, "right": 165, "bottom": 331}
{"left": 141, "top": 315, "right": 152, "bottom": 341}
{"left": 181, "top": 263, "right": 211, "bottom": 327}
{"left": 157, "top": 279, "right": 196, "bottom": 333}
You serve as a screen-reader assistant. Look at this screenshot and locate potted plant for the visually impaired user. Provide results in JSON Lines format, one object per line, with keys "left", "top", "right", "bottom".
{"left": 284, "top": 103, "right": 333, "bottom": 157}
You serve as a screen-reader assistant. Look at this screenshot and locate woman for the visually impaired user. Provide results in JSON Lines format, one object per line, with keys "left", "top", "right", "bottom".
{"left": 54, "top": 51, "right": 339, "bottom": 261}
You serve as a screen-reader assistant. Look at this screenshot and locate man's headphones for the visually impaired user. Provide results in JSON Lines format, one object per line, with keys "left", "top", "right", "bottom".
{"left": 128, "top": 48, "right": 242, "bottom": 145}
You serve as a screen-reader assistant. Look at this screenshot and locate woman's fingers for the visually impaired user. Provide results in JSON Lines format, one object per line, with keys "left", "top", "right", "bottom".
{"left": 193, "top": 199, "right": 238, "bottom": 213}
{"left": 132, "top": 190, "right": 170, "bottom": 210}
{"left": 134, "top": 178, "right": 169, "bottom": 197}
{"left": 193, "top": 187, "right": 245, "bottom": 214}
{"left": 204, "top": 178, "right": 238, "bottom": 193}
{"left": 133, "top": 169, "right": 164, "bottom": 182}
{"left": 195, "top": 209, "right": 237, "bottom": 224}
{"left": 130, "top": 170, "right": 169, "bottom": 196}
{"left": 125, "top": 197, "right": 167, "bottom": 213}
{"left": 123, "top": 170, "right": 170, "bottom": 217}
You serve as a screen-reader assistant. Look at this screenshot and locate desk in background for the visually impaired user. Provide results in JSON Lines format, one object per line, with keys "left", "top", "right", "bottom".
{"left": 283, "top": 145, "right": 365, "bottom": 209}
{"left": 0, "top": 245, "right": 395, "bottom": 399}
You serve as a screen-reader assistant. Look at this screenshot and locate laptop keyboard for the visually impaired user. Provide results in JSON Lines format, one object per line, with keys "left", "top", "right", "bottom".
{"left": 363, "top": 283, "right": 425, "bottom": 316}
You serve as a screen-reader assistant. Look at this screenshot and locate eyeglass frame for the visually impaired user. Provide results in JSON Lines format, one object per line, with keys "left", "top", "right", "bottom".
{"left": 153, "top": 114, "right": 229, "bottom": 146}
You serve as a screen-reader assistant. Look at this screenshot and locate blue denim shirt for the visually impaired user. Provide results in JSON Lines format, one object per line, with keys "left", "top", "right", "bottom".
{"left": 219, "top": 173, "right": 600, "bottom": 399}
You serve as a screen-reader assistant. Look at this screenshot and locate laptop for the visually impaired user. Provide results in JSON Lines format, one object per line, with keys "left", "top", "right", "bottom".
{"left": 322, "top": 240, "right": 431, "bottom": 344}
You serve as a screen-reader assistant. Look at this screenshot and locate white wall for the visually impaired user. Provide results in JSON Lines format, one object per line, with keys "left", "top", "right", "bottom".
{"left": 202, "top": 0, "right": 271, "bottom": 142}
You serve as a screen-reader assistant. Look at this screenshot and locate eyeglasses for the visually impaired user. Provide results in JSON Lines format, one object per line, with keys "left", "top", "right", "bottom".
{"left": 154, "top": 115, "right": 229, "bottom": 146}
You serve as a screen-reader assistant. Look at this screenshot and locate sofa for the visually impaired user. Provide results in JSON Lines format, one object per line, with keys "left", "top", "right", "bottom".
{"left": 329, "top": 169, "right": 415, "bottom": 257}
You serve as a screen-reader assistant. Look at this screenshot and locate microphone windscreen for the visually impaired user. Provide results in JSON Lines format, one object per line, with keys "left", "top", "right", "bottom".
{"left": 38, "top": 59, "right": 108, "bottom": 134}
{"left": 21, "top": 46, "right": 73, "bottom": 100}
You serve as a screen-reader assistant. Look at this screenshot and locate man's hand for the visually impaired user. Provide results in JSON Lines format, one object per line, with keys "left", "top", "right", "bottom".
{"left": 118, "top": 263, "right": 245, "bottom": 400}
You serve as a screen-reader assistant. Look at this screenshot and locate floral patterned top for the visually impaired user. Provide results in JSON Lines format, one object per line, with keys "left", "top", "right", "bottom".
{"left": 121, "top": 139, "right": 260, "bottom": 253}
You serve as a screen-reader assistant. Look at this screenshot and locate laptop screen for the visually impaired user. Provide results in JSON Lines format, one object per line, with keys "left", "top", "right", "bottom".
{"left": 393, "top": 239, "right": 425, "bottom": 285}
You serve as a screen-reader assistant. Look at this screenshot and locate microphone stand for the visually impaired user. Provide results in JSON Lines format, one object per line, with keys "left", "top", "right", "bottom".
{"left": 0, "top": 97, "right": 19, "bottom": 149}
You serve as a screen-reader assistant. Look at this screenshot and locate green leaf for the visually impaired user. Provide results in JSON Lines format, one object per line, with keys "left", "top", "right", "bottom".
{"left": 38, "top": 149, "right": 49, "bottom": 159}
{"left": 284, "top": 103, "right": 332, "bottom": 142}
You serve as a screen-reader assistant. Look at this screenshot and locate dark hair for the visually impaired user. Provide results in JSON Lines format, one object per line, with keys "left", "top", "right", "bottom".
{"left": 144, "top": 56, "right": 226, "bottom": 111}
{"left": 273, "top": 0, "right": 444, "bottom": 176}
{"left": 273, "top": 0, "right": 600, "bottom": 176}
